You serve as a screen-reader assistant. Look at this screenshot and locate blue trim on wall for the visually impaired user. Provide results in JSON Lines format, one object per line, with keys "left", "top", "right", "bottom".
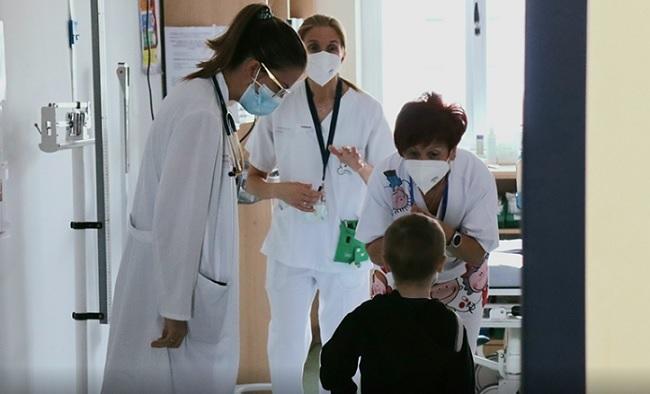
{"left": 523, "top": 0, "right": 586, "bottom": 392}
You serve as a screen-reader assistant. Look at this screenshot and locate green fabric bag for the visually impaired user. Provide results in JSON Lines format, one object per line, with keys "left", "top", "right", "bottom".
{"left": 334, "top": 220, "right": 368, "bottom": 267}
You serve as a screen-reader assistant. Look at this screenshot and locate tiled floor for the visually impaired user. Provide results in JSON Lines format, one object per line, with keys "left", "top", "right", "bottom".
{"left": 242, "top": 343, "right": 320, "bottom": 394}
{"left": 303, "top": 344, "right": 321, "bottom": 394}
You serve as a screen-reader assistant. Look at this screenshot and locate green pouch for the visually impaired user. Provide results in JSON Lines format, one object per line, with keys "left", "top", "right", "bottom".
{"left": 334, "top": 220, "right": 368, "bottom": 267}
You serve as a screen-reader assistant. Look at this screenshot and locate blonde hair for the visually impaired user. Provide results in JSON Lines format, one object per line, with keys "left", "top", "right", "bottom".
{"left": 298, "top": 14, "right": 360, "bottom": 91}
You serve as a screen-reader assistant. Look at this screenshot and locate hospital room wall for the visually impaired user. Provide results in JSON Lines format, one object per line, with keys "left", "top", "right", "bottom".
{"left": 313, "top": 0, "right": 359, "bottom": 83}
{"left": 585, "top": 0, "right": 650, "bottom": 391}
{"left": 0, "top": 0, "right": 162, "bottom": 392}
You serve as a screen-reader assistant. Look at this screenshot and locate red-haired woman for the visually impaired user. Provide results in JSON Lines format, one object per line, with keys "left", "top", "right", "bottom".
{"left": 356, "top": 92, "right": 499, "bottom": 353}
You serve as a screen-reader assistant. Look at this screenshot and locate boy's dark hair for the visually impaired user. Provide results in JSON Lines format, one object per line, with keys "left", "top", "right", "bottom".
{"left": 383, "top": 214, "right": 446, "bottom": 282}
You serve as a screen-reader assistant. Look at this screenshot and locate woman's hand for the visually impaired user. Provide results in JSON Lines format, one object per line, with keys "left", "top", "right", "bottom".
{"left": 329, "top": 145, "right": 374, "bottom": 184}
{"left": 411, "top": 205, "right": 487, "bottom": 266}
{"left": 329, "top": 145, "right": 365, "bottom": 172}
{"left": 410, "top": 205, "right": 453, "bottom": 241}
{"left": 151, "top": 318, "right": 188, "bottom": 348}
{"left": 276, "top": 182, "right": 322, "bottom": 212}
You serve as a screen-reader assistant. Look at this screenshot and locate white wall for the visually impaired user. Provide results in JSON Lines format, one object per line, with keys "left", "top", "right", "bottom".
{"left": 0, "top": 0, "right": 161, "bottom": 392}
{"left": 315, "top": 0, "right": 360, "bottom": 83}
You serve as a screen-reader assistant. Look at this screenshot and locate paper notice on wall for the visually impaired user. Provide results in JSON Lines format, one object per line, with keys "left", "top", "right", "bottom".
{"left": 139, "top": 0, "right": 161, "bottom": 73}
{"left": 164, "top": 25, "right": 226, "bottom": 89}
{"left": 0, "top": 21, "right": 6, "bottom": 102}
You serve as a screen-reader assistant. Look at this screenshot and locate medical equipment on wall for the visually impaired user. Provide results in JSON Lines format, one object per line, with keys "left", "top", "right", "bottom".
{"left": 29, "top": 2, "right": 112, "bottom": 392}
{"left": 117, "top": 63, "right": 131, "bottom": 246}
{"left": 0, "top": 20, "right": 6, "bottom": 102}
{"left": 35, "top": 102, "right": 93, "bottom": 151}
{"left": 515, "top": 154, "right": 522, "bottom": 209}
{"left": 0, "top": 21, "right": 7, "bottom": 237}
{"left": 0, "top": 161, "right": 7, "bottom": 238}
{"left": 32, "top": 0, "right": 112, "bottom": 331}
{"left": 29, "top": 16, "right": 110, "bottom": 394}
{"left": 475, "top": 244, "right": 522, "bottom": 394}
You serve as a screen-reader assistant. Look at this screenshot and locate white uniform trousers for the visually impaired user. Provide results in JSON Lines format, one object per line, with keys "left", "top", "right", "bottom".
{"left": 266, "top": 259, "right": 370, "bottom": 394}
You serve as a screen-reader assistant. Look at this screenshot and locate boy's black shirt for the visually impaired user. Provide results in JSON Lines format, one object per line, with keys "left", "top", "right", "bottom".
{"left": 320, "top": 290, "right": 475, "bottom": 394}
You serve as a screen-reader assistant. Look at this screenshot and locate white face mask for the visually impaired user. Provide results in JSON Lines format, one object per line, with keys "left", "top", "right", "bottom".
{"left": 306, "top": 51, "right": 342, "bottom": 86}
{"left": 404, "top": 159, "right": 450, "bottom": 194}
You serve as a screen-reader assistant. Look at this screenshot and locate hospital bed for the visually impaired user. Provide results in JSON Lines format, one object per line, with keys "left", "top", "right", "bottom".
{"left": 475, "top": 240, "right": 522, "bottom": 394}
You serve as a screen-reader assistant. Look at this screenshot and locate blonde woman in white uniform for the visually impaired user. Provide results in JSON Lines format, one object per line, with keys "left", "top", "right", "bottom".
{"left": 245, "top": 14, "right": 395, "bottom": 394}
{"left": 356, "top": 92, "right": 499, "bottom": 354}
{"left": 101, "top": 5, "right": 306, "bottom": 394}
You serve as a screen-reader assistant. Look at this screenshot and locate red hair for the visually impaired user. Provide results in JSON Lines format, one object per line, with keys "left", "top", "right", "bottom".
{"left": 394, "top": 92, "right": 468, "bottom": 154}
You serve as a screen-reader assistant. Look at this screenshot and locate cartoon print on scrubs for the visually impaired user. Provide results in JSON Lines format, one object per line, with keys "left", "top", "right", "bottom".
{"left": 430, "top": 278, "right": 480, "bottom": 314}
{"left": 430, "top": 279, "right": 461, "bottom": 304}
{"left": 461, "top": 261, "right": 489, "bottom": 306}
{"left": 383, "top": 170, "right": 410, "bottom": 214}
{"left": 337, "top": 162, "right": 353, "bottom": 176}
{"left": 371, "top": 269, "right": 392, "bottom": 297}
{"left": 456, "top": 295, "right": 478, "bottom": 314}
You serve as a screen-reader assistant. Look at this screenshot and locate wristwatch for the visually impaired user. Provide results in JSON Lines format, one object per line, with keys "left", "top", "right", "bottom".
{"left": 449, "top": 230, "right": 463, "bottom": 248}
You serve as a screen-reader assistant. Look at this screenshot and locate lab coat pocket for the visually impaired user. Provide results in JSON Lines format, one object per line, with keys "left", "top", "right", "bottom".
{"left": 188, "top": 272, "right": 229, "bottom": 344}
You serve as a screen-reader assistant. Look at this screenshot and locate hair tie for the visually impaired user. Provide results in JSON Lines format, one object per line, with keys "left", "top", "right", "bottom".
{"left": 257, "top": 7, "right": 273, "bottom": 20}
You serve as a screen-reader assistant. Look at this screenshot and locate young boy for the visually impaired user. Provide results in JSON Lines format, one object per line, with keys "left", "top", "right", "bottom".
{"left": 320, "top": 214, "right": 475, "bottom": 393}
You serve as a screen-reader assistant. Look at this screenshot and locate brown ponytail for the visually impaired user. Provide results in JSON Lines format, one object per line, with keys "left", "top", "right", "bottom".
{"left": 186, "top": 3, "right": 307, "bottom": 79}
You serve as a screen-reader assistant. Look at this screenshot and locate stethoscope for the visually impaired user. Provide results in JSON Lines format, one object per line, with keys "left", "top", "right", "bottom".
{"left": 211, "top": 75, "right": 244, "bottom": 178}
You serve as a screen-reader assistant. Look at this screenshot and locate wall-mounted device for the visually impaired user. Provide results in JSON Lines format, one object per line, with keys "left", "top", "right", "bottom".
{"left": 35, "top": 102, "right": 93, "bottom": 152}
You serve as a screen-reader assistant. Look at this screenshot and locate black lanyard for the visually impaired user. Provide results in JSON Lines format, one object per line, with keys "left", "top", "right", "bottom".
{"left": 409, "top": 176, "right": 449, "bottom": 221}
{"left": 211, "top": 76, "right": 241, "bottom": 185}
{"left": 211, "top": 75, "right": 237, "bottom": 136}
{"left": 305, "top": 78, "right": 343, "bottom": 183}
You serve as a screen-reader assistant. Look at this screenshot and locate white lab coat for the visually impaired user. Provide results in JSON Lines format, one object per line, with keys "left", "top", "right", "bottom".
{"left": 102, "top": 74, "right": 239, "bottom": 394}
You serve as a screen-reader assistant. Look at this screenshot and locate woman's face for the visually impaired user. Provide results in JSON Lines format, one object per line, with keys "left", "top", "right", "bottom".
{"left": 302, "top": 26, "right": 345, "bottom": 60}
{"left": 402, "top": 141, "right": 456, "bottom": 161}
{"left": 258, "top": 66, "right": 304, "bottom": 93}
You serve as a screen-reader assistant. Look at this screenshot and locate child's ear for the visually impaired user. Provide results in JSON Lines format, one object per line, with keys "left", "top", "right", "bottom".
{"left": 436, "top": 257, "right": 446, "bottom": 272}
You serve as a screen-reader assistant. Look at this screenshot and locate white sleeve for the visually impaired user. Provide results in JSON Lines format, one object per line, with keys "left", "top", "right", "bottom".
{"left": 152, "top": 110, "right": 223, "bottom": 321}
{"left": 460, "top": 170, "right": 500, "bottom": 254}
{"left": 356, "top": 166, "right": 394, "bottom": 244}
{"left": 245, "top": 114, "right": 276, "bottom": 173}
{"left": 365, "top": 102, "right": 396, "bottom": 166}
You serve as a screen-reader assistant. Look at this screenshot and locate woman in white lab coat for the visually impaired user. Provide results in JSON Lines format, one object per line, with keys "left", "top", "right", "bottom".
{"left": 356, "top": 92, "right": 499, "bottom": 353}
{"left": 101, "top": 5, "right": 306, "bottom": 394}
{"left": 245, "top": 14, "right": 395, "bottom": 394}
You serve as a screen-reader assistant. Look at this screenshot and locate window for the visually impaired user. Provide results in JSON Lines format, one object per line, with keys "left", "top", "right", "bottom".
{"left": 486, "top": 0, "right": 525, "bottom": 154}
{"left": 359, "top": 0, "right": 525, "bottom": 162}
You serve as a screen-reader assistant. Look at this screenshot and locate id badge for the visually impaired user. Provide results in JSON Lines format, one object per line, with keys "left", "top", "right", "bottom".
{"left": 334, "top": 220, "right": 369, "bottom": 267}
{"left": 302, "top": 199, "right": 327, "bottom": 222}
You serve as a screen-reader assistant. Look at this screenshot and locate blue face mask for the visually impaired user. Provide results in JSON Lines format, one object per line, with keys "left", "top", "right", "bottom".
{"left": 239, "top": 81, "right": 283, "bottom": 116}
